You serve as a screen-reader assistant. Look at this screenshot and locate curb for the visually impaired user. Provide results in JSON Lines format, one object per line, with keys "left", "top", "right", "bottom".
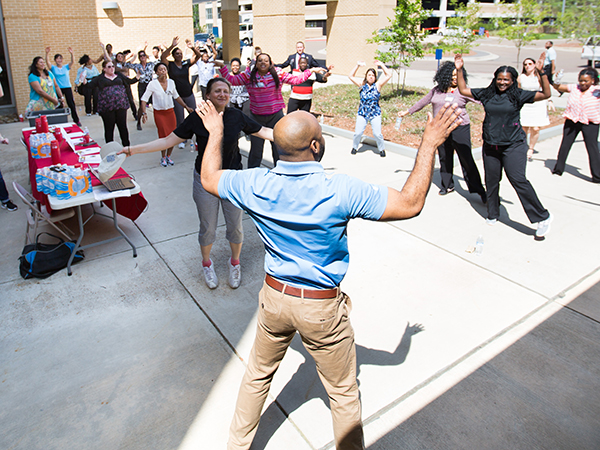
{"left": 321, "top": 123, "right": 565, "bottom": 162}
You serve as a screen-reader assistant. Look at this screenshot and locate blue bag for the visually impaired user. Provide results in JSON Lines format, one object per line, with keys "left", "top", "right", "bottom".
{"left": 19, "top": 233, "right": 84, "bottom": 279}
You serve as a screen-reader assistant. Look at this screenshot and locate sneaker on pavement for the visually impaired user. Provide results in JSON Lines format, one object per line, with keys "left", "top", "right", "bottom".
{"left": 485, "top": 218, "right": 497, "bottom": 225}
{"left": 228, "top": 260, "right": 241, "bottom": 289}
{"left": 178, "top": 142, "right": 186, "bottom": 149}
{"left": 203, "top": 260, "right": 218, "bottom": 289}
{"left": 1, "top": 200, "right": 18, "bottom": 212}
{"left": 166, "top": 156, "right": 174, "bottom": 166}
{"left": 535, "top": 213, "right": 553, "bottom": 239}
{"left": 160, "top": 157, "right": 168, "bottom": 167}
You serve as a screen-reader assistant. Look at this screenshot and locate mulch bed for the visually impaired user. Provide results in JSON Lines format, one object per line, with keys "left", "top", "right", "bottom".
{"left": 294, "top": 84, "right": 565, "bottom": 149}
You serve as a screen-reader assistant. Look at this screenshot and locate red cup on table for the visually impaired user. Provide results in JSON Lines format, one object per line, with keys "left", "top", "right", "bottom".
{"left": 35, "top": 117, "right": 42, "bottom": 133}
{"left": 53, "top": 128, "right": 63, "bottom": 144}
{"left": 50, "top": 140, "right": 61, "bottom": 165}
{"left": 41, "top": 115, "right": 49, "bottom": 133}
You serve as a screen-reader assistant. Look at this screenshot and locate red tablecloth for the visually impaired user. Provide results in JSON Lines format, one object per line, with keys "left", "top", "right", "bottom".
{"left": 24, "top": 125, "right": 147, "bottom": 221}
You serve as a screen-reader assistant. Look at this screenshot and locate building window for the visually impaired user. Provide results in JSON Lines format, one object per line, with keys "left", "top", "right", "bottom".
{"left": 206, "top": 8, "right": 213, "bottom": 20}
{"left": 218, "top": 7, "right": 221, "bottom": 19}
{"left": 306, "top": 20, "right": 326, "bottom": 29}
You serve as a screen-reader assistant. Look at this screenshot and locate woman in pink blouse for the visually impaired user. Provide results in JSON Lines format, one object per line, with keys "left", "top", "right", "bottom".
{"left": 218, "top": 53, "right": 325, "bottom": 168}
{"left": 551, "top": 67, "right": 600, "bottom": 183}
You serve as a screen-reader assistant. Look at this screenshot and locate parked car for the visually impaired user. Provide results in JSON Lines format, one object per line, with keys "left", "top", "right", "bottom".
{"left": 581, "top": 35, "right": 600, "bottom": 67}
{"left": 437, "top": 26, "right": 468, "bottom": 37}
{"left": 194, "top": 33, "right": 210, "bottom": 47}
{"left": 239, "top": 23, "right": 253, "bottom": 45}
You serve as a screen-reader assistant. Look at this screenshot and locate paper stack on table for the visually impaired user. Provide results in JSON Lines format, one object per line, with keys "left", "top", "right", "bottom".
{"left": 79, "top": 154, "right": 102, "bottom": 165}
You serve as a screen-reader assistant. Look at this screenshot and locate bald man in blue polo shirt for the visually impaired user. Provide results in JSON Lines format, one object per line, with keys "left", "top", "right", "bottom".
{"left": 198, "top": 102, "right": 462, "bottom": 449}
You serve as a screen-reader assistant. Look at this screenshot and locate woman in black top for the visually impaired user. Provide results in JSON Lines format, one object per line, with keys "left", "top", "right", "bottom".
{"left": 161, "top": 36, "right": 201, "bottom": 148}
{"left": 88, "top": 60, "right": 138, "bottom": 146}
{"left": 455, "top": 53, "right": 553, "bottom": 239}
{"left": 122, "top": 78, "right": 273, "bottom": 290}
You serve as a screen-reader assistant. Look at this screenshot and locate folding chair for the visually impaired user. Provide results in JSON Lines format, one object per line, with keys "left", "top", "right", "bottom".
{"left": 12, "top": 181, "right": 75, "bottom": 245}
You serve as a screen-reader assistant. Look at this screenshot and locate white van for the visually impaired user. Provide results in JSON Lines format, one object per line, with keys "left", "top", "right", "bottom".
{"left": 239, "top": 23, "right": 253, "bottom": 45}
{"left": 581, "top": 36, "right": 600, "bottom": 67}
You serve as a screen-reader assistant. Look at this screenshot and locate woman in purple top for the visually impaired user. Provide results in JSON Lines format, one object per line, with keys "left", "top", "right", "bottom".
{"left": 399, "top": 61, "right": 486, "bottom": 201}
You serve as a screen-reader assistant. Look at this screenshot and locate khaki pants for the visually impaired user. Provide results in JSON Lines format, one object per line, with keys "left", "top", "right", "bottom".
{"left": 228, "top": 281, "right": 364, "bottom": 449}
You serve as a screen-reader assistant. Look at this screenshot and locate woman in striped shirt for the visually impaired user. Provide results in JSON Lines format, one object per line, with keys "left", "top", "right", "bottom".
{"left": 551, "top": 67, "right": 600, "bottom": 183}
{"left": 218, "top": 53, "right": 325, "bottom": 168}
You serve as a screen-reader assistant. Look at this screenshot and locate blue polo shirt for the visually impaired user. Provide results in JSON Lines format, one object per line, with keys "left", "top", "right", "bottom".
{"left": 218, "top": 160, "right": 388, "bottom": 289}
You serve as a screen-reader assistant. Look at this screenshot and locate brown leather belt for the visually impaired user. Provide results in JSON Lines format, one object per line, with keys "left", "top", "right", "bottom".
{"left": 265, "top": 274, "right": 339, "bottom": 299}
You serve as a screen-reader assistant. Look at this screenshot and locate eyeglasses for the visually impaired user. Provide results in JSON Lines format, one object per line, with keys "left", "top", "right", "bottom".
{"left": 140, "top": 54, "right": 147, "bottom": 58}
{"left": 106, "top": 65, "right": 114, "bottom": 68}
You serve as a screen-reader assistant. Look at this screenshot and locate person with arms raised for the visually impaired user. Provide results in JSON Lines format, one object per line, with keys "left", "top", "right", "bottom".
{"left": 197, "top": 97, "right": 462, "bottom": 449}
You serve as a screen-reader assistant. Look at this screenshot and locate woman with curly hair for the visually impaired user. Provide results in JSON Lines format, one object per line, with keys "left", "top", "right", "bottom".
{"left": 455, "top": 53, "right": 553, "bottom": 239}
{"left": 399, "top": 61, "right": 485, "bottom": 200}
{"left": 348, "top": 60, "right": 392, "bottom": 157}
{"left": 75, "top": 54, "right": 100, "bottom": 115}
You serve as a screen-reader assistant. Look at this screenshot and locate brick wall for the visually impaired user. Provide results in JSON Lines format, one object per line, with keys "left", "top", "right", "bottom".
{"left": 2, "top": 0, "right": 193, "bottom": 114}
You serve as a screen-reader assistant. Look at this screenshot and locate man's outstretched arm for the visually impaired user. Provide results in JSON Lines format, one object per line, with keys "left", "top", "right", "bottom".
{"left": 379, "top": 103, "right": 462, "bottom": 221}
{"left": 198, "top": 101, "right": 225, "bottom": 197}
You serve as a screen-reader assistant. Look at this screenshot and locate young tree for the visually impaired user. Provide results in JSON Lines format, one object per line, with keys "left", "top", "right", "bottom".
{"left": 368, "top": 0, "right": 430, "bottom": 96}
{"left": 558, "top": 2, "right": 600, "bottom": 42}
{"left": 497, "top": 0, "right": 549, "bottom": 65}
{"left": 438, "top": 0, "right": 486, "bottom": 55}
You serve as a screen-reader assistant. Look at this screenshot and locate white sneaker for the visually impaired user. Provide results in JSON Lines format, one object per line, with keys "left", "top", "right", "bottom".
{"left": 178, "top": 142, "right": 186, "bottom": 149}
{"left": 485, "top": 218, "right": 497, "bottom": 226}
{"left": 535, "top": 213, "right": 553, "bottom": 239}
{"left": 228, "top": 260, "right": 241, "bottom": 289}
{"left": 202, "top": 260, "right": 218, "bottom": 289}
{"left": 160, "top": 157, "right": 168, "bottom": 167}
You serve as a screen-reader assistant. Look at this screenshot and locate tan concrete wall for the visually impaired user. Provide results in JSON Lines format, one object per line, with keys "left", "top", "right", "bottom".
{"left": 221, "top": 9, "right": 240, "bottom": 61}
{"left": 305, "top": 28, "right": 324, "bottom": 39}
{"left": 378, "top": 0, "right": 397, "bottom": 29}
{"left": 2, "top": 0, "right": 192, "bottom": 115}
{"left": 326, "top": 0, "right": 383, "bottom": 76}
{"left": 253, "top": 0, "right": 305, "bottom": 65}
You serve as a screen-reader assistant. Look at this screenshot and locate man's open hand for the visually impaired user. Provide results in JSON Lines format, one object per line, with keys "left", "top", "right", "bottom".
{"left": 421, "top": 103, "right": 462, "bottom": 149}
{"left": 196, "top": 100, "right": 224, "bottom": 136}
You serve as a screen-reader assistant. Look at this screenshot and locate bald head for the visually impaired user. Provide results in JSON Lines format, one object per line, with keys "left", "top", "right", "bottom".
{"left": 274, "top": 111, "right": 325, "bottom": 161}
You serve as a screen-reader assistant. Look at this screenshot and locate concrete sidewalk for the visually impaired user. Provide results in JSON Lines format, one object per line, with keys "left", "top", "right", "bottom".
{"left": 1, "top": 96, "right": 599, "bottom": 449}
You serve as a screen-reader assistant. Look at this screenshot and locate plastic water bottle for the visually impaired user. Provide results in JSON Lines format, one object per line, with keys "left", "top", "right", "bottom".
{"left": 475, "top": 235, "right": 484, "bottom": 256}
{"left": 395, "top": 117, "right": 402, "bottom": 130}
{"left": 554, "top": 69, "right": 564, "bottom": 84}
{"left": 83, "top": 126, "right": 90, "bottom": 143}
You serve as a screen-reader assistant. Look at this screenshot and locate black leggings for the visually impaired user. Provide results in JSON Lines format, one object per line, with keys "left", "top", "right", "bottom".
{"left": 438, "top": 124, "right": 485, "bottom": 195}
{"left": 80, "top": 83, "right": 98, "bottom": 114}
{"left": 287, "top": 98, "right": 312, "bottom": 114}
{"left": 553, "top": 119, "right": 600, "bottom": 182}
{"left": 483, "top": 140, "right": 548, "bottom": 223}
{"left": 100, "top": 109, "right": 130, "bottom": 146}
{"left": 61, "top": 87, "right": 79, "bottom": 123}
